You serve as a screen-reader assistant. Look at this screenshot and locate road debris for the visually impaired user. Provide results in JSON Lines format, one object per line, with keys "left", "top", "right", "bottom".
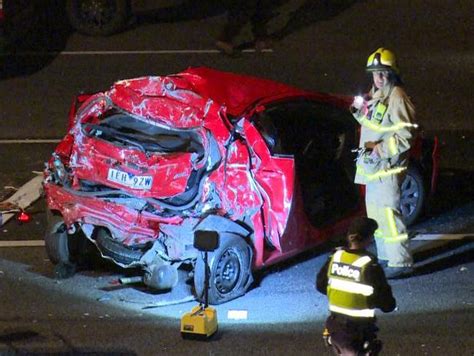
{"left": 0, "top": 175, "right": 43, "bottom": 227}
{"left": 227, "top": 309, "right": 248, "bottom": 320}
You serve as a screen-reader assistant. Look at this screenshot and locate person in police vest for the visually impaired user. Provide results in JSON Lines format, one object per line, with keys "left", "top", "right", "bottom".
{"left": 350, "top": 47, "right": 417, "bottom": 279}
{"left": 316, "top": 217, "right": 396, "bottom": 355}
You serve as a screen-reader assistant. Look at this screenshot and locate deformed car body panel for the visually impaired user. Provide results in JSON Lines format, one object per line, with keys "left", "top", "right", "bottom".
{"left": 45, "top": 69, "right": 288, "bottom": 264}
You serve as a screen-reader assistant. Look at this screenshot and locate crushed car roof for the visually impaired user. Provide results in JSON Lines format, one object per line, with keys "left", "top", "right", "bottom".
{"left": 178, "top": 67, "right": 311, "bottom": 116}
{"left": 106, "top": 67, "right": 313, "bottom": 122}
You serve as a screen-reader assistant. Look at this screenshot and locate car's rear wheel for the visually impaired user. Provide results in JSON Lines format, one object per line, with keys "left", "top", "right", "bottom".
{"left": 193, "top": 233, "right": 253, "bottom": 305}
{"left": 400, "top": 164, "right": 425, "bottom": 226}
{"left": 45, "top": 210, "right": 99, "bottom": 269}
{"left": 44, "top": 210, "right": 73, "bottom": 265}
{"left": 66, "top": 0, "right": 129, "bottom": 36}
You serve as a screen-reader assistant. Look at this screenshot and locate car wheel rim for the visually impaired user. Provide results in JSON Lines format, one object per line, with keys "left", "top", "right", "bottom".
{"left": 400, "top": 174, "right": 419, "bottom": 219}
{"left": 78, "top": 0, "right": 117, "bottom": 28}
{"left": 215, "top": 249, "right": 241, "bottom": 295}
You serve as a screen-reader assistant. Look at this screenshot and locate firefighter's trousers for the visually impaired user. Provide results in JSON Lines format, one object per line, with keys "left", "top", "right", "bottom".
{"left": 365, "top": 174, "right": 413, "bottom": 267}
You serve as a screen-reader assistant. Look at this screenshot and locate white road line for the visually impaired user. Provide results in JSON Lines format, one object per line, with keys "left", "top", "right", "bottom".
{"left": 1, "top": 49, "right": 273, "bottom": 57}
{"left": 412, "top": 234, "right": 474, "bottom": 241}
{"left": 0, "top": 240, "right": 45, "bottom": 247}
{"left": 0, "top": 139, "right": 61, "bottom": 144}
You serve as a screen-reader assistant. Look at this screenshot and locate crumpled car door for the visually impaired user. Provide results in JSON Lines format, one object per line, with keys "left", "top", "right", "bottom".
{"left": 240, "top": 119, "right": 295, "bottom": 253}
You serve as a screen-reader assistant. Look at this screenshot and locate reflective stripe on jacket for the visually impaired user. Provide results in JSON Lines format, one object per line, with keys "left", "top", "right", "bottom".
{"left": 353, "top": 84, "right": 416, "bottom": 185}
{"left": 327, "top": 249, "right": 375, "bottom": 318}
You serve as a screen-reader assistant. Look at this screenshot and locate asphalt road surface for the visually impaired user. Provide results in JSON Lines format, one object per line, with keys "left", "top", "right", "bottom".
{"left": 0, "top": 0, "right": 473, "bottom": 355}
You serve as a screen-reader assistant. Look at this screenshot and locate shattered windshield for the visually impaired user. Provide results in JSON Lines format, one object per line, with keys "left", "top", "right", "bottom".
{"left": 82, "top": 113, "right": 203, "bottom": 155}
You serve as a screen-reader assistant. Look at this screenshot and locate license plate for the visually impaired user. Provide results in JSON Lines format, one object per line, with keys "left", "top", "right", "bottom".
{"left": 107, "top": 168, "right": 153, "bottom": 190}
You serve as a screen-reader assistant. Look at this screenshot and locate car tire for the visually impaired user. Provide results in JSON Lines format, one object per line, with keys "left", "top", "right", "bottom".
{"left": 400, "top": 164, "right": 425, "bottom": 226}
{"left": 95, "top": 228, "right": 143, "bottom": 266}
{"left": 65, "top": 0, "right": 129, "bottom": 36}
{"left": 44, "top": 210, "right": 72, "bottom": 265}
{"left": 193, "top": 233, "right": 253, "bottom": 305}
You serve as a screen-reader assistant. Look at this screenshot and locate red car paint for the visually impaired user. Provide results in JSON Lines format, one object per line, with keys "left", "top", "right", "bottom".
{"left": 44, "top": 67, "right": 438, "bottom": 303}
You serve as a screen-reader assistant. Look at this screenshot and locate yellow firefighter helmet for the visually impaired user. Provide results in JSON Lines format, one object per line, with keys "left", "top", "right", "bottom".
{"left": 366, "top": 47, "right": 399, "bottom": 74}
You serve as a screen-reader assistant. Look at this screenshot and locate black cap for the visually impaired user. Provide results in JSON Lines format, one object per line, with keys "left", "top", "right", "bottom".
{"left": 348, "top": 217, "right": 378, "bottom": 240}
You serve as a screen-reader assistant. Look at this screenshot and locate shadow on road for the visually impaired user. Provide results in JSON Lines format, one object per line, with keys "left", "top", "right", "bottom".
{"left": 0, "top": 328, "right": 137, "bottom": 355}
{"left": 413, "top": 239, "right": 473, "bottom": 276}
{"left": 271, "top": 0, "right": 358, "bottom": 40}
{"left": 419, "top": 167, "right": 474, "bottom": 232}
{"left": 137, "top": 0, "right": 227, "bottom": 24}
{"left": 0, "top": 0, "right": 71, "bottom": 80}
{"left": 432, "top": 169, "right": 474, "bottom": 213}
{"left": 137, "top": 0, "right": 359, "bottom": 40}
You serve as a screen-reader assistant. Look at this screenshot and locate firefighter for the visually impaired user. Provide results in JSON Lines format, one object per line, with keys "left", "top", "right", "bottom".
{"left": 350, "top": 47, "right": 417, "bottom": 279}
{"left": 316, "top": 217, "right": 396, "bottom": 355}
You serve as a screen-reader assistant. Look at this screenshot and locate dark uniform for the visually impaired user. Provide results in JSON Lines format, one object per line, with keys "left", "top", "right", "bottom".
{"left": 316, "top": 247, "right": 396, "bottom": 354}
{"left": 218, "top": 0, "right": 272, "bottom": 45}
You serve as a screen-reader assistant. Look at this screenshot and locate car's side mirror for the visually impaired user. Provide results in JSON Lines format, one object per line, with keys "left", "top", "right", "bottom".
{"left": 194, "top": 230, "right": 219, "bottom": 252}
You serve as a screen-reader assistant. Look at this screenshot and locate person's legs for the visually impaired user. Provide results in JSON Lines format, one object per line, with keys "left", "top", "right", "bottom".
{"left": 251, "top": 0, "right": 273, "bottom": 50}
{"left": 379, "top": 175, "right": 413, "bottom": 268}
{"left": 366, "top": 177, "right": 412, "bottom": 268}
{"left": 325, "top": 315, "right": 363, "bottom": 355}
{"left": 216, "top": 0, "right": 257, "bottom": 54}
{"left": 365, "top": 183, "right": 387, "bottom": 262}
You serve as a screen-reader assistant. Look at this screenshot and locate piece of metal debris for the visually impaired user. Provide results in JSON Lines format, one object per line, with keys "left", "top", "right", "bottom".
{"left": 0, "top": 175, "right": 43, "bottom": 227}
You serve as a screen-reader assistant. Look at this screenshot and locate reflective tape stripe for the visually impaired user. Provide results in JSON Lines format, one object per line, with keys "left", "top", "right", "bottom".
{"left": 357, "top": 165, "right": 406, "bottom": 181}
{"left": 333, "top": 250, "right": 344, "bottom": 262}
{"left": 382, "top": 208, "right": 408, "bottom": 243}
{"left": 386, "top": 208, "right": 398, "bottom": 238}
{"left": 353, "top": 256, "right": 372, "bottom": 267}
{"left": 329, "top": 305, "right": 375, "bottom": 318}
{"left": 359, "top": 117, "right": 418, "bottom": 132}
{"left": 385, "top": 233, "right": 408, "bottom": 243}
{"left": 329, "top": 278, "right": 374, "bottom": 296}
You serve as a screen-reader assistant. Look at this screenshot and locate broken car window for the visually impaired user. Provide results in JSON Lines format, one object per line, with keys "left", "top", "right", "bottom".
{"left": 82, "top": 113, "right": 203, "bottom": 155}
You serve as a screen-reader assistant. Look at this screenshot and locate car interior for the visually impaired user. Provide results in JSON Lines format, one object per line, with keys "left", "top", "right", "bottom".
{"left": 254, "top": 99, "right": 360, "bottom": 227}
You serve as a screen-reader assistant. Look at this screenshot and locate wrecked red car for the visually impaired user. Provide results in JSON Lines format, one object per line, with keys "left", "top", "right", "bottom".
{"left": 43, "top": 67, "right": 438, "bottom": 304}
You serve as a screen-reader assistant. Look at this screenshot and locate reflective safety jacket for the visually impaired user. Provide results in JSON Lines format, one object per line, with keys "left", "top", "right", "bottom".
{"left": 352, "top": 84, "right": 416, "bottom": 185}
{"left": 316, "top": 248, "right": 396, "bottom": 319}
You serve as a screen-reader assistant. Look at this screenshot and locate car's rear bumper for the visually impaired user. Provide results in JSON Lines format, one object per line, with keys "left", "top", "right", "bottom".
{"left": 43, "top": 182, "right": 180, "bottom": 246}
